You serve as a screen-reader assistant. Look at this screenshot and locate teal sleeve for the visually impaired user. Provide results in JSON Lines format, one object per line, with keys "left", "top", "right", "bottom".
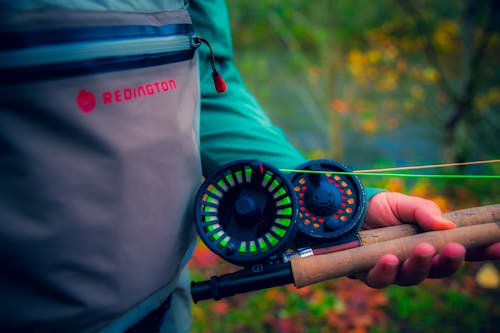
{"left": 188, "top": 0, "right": 307, "bottom": 176}
{"left": 365, "top": 187, "right": 387, "bottom": 201}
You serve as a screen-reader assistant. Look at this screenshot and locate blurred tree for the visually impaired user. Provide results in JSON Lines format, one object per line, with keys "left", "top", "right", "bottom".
{"left": 229, "top": 0, "right": 394, "bottom": 160}
{"left": 228, "top": 0, "right": 500, "bottom": 164}
{"left": 395, "top": 0, "right": 500, "bottom": 162}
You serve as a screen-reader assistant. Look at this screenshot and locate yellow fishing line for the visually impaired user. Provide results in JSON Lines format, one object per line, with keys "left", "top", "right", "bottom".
{"left": 279, "top": 159, "right": 500, "bottom": 179}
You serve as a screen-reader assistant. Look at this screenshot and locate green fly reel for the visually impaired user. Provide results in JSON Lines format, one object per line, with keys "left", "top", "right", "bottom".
{"left": 194, "top": 160, "right": 298, "bottom": 266}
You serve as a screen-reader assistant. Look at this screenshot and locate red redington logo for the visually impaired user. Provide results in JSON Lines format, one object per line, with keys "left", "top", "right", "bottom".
{"left": 76, "top": 89, "right": 97, "bottom": 113}
{"left": 76, "top": 80, "right": 177, "bottom": 113}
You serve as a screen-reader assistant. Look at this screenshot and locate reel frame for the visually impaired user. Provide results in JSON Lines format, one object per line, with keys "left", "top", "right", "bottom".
{"left": 193, "top": 160, "right": 298, "bottom": 266}
{"left": 289, "top": 159, "right": 367, "bottom": 247}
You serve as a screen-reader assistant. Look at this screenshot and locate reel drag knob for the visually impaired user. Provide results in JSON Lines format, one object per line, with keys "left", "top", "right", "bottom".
{"left": 289, "top": 159, "right": 366, "bottom": 247}
{"left": 194, "top": 160, "right": 298, "bottom": 266}
{"left": 234, "top": 191, "right": 261, "bottom": 227}
{"left": 304, "top": 164, "right": 341, "bottom": 224}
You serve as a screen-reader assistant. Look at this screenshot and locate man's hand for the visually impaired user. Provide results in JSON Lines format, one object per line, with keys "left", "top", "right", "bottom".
{"left": 357, "top": 192, "right": 500, "bottom": 288}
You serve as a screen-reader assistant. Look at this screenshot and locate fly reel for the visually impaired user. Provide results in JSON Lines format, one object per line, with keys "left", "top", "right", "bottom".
{"left": 289, "top": 160, "right": 366, "bottom": 247}
{"left": 194, "top": 160, "right": 298, "bottom": 266}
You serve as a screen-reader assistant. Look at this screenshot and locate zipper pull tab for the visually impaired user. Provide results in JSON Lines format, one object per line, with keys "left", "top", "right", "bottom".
{"left": 211, "top": 71, "right": 227, "bottom": 94}
{"left": 193, "top": 35, "right": 227, "bottom": 93}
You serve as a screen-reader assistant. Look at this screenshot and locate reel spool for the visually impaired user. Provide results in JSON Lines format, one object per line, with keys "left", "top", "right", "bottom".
{"left": 194, "top": 160, "right": 298, "bottom": 266}
{"left": 289, "top": 160, "right": 366, "bottom": 247}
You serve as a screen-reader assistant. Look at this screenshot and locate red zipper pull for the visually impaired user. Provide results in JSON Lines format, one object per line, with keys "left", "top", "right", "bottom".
{"left": 212, "top": 71, "right": 227, "bottom": 93}
{"left": 196, "top": 36, "right": 227, "bottom": 93}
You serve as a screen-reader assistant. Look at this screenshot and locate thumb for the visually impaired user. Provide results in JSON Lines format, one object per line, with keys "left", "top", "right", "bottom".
{"left": 370, "top": 192, "right": 456, "bottom": 231}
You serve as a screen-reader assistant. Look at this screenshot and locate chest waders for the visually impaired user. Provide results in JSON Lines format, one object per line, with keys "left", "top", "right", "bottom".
{"left": 0, "top": 5, "right": 203, "bottom": 332}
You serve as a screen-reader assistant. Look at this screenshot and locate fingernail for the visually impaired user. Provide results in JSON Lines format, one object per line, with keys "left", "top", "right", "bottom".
{"left": 417, "top": 242, "right": 436, "bottom": 256}
{"left": 381, "top": 256, "right": 399, "bottom": 272}
{"left": 437, "top": 217, "right": 456, "bottom": 229}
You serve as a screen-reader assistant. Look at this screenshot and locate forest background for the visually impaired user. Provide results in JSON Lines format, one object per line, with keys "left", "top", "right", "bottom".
{"left": 189, "top": 0, "right": 500, "bottom": 332}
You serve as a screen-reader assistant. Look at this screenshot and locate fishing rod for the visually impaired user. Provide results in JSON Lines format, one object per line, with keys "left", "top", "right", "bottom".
{"left": 190, "top": 159, "right": 499, "bottom": 302}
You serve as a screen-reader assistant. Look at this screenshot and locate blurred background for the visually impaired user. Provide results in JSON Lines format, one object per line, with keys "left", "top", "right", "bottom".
{"left": 189, "top": 0, "right": 500, "bottom": 332}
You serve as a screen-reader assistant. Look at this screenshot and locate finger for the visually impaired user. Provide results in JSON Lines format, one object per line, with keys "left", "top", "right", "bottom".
{"left": 364, "top": 192, "right": 456, "bottom": 231}
{"left": 428, "top": 243, "right": 465, "bottom": 279}
{"left": 390, "top": 194, "right": 456, "bottom": 231}
{"left": 395, "top": 243, "right": 435, "bottom": 286}
{"left": 363, "top": 192, "right": 402, "bottom": 228}
{"left": 466, "top": 242, "right": 500, "bottom": 261}
{"left": 363, "top": 254, "right": 400, "bottom": 289}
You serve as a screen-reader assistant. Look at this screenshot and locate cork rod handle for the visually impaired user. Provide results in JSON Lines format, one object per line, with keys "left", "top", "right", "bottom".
{"left": 358, "top": 204, "right": 500, "bottom": 246}
{"left": 292, "top": 204, "right": 500, "bottom": 288}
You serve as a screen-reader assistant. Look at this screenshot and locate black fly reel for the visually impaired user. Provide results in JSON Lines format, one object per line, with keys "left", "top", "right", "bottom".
{"left": 191, "top": 159, "right": 368, "bottom": 303}
{"left": 289, "top": 160, "right": 366, "bottom": 247}
{"left": 194, "top": 160, "right": 298, "bottom": 266}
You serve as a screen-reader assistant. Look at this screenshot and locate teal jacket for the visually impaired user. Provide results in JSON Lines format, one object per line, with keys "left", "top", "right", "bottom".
{"left": 189, "top": 0, "right": 308, "bottom": 174}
